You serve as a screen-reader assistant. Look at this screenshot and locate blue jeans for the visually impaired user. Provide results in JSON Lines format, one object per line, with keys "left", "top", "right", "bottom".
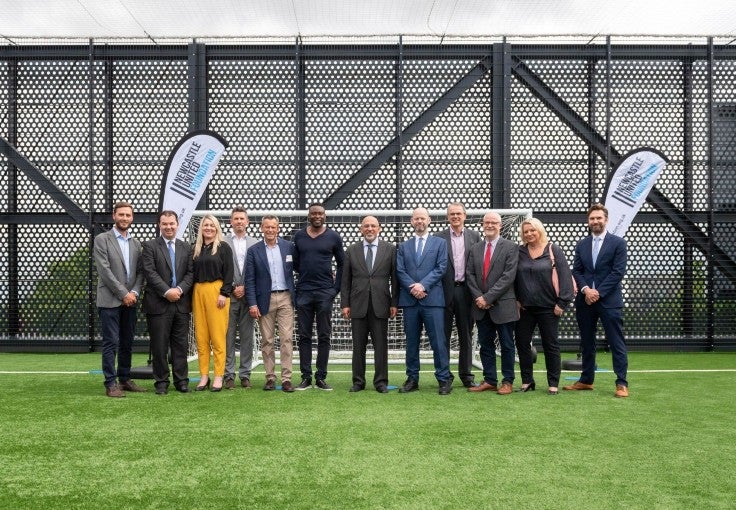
{"left": 402, "top": 305, "right": 451, "bottom": 383}
{"left": 296, "top": 288, "right": 335, "bottom": 381}
{"left": 99, "top": 305, "right": 137, "bottom": 387}
{"left": 476, "top": 316, "right": 515, "bottom": 385}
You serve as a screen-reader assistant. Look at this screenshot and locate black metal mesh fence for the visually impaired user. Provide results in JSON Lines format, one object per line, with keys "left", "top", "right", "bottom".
{"left": 1, "top": 40, "right": 735, "bottom": 351}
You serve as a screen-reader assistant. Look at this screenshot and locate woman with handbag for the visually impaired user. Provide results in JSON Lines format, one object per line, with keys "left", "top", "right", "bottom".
{"left": 514, "top": 218, "right": 575, "bottom": 395}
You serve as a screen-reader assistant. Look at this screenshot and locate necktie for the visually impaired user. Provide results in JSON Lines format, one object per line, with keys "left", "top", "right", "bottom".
{"left": 365, "top": 243, "right": 374, "bottom": 271}
{"left": 592, "top": 237, "right": 601, "bottom": 268}
{"left": 168, "top": 240, "right": 177, "bottom": 287}
{"left": 416, "top": 237, "right": 424, "bottom": 263}
{"left": 482, "top": 241, "right": 492, "bottom": 282}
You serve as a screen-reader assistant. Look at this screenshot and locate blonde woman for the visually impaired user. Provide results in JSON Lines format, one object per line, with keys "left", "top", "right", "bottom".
{"left": 192, "top": 214, "right": 234, "bottom": 392}
{"left": 514, "top": 218, "right": 574, "bottom": 395}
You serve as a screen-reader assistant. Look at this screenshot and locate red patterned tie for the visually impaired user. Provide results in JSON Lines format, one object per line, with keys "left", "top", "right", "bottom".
{"left": 482, "top": 241, "right": 492, "bottom": 287}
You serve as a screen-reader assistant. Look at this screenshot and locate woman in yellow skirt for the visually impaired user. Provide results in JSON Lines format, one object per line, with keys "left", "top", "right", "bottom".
{"left": 192, "top": 214, "right": 234, "bottom": 392}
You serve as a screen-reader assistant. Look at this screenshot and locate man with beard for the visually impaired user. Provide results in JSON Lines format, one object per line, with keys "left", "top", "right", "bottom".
{"left": 93, "top": 201, "right": 145, "bottom": 397}
{"left": 293, "top": 203, "right": 344, "bottom": 390}
{"left": 565, "top": 203, "right": 629, "bottom": 398}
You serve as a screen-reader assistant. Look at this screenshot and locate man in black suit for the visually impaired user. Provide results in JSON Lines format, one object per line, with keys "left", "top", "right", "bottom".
{"left": 141, "top": 210, "right": 194, "bottom": 395}
{"left": 341, "top": 216, "right": 399, "bottom": 393}
{"left": 565, "top": 203, "right": 629, "bottom": 398}
{"left": 437, "top": 202, "right": 481, "bottom": 388}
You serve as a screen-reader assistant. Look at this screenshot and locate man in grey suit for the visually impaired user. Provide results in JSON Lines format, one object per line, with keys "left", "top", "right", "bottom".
{"left": 141, "top": 210, "right": 194, "bottom": 395}
{"left": 437, "top": 202, "right": 481, "bottom": 388}
{"left": 93, "top": 201, "right": 145, "bottom": 397}
{"left": 466, "top": 211, "right": 518, "bottom": 395}
{"left": 223, "top": 206, "right": 259, "bottom": 389}
{"left": 341, "top": 216, "right": 399, "bottom": 393}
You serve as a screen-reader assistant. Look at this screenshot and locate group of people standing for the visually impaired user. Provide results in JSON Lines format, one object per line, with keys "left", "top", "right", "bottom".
{"left": 94, "top": 200, "right": 629, "bottom": 399}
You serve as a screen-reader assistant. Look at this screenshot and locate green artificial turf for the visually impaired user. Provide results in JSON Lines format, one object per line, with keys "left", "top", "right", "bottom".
{"left": 0, "top": 352, "right": 734, "bottom": 509}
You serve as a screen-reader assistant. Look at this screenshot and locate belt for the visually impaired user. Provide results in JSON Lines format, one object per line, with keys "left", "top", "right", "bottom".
{"left": 271, "top": 289, "right": 289, "bottom": 293}
{"left": 454, "top": 281, "right": 465, "bottom": 286}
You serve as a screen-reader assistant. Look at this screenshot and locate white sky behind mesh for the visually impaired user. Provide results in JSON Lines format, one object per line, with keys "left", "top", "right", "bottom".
{"left": 0, "top": 0, "right": 734, "bottom": 41}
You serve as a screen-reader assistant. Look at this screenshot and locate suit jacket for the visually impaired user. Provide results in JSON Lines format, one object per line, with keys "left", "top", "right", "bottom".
{"left": 94, "top": 228, "right": 143, "bottom": 308}
{"left": 141, "top": 237, "right": 194, "bottom": 314}
{"left": 396, "top": 234, "right": 448, "bottom": 308}
{"left": 572, "top": 232, "right": 627, "bottom": 308}
{"left": 437, "top": 227, "right": 482, "bottom": 304}
{"left": 224, "top": 233, "right": 258, "bottom": 288}
{"left": 340, "top": 239, "right": 399, "bottom": 319}
{"left": 245, "top": 238, "right": 296, "bottom": 315}
{"left": 466, "top": 236, "right": 518, "bottom": 323}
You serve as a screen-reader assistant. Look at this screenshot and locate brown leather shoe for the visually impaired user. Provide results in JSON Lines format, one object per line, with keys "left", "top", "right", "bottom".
{"left": 120, "top": 380, "right": 146, "bottom": 392}
{"left": 224, "top": 378, "right": 235, "bottom": 390}
{"left": 263, "top": 379, "right": 275, "bottom": 391}
{"left": 563, "top": 381, "right": 595, "bottom": 391}
{"left": 614, "top": 385, "right": 629, "bottom": 398}
{"left": 105, "top": 384, "right": 125, "bottom": 398}
{"left": 468, "top": 381, "right": 498, "bottom": 392}
{"left": 241, "top": 378, "right": 252, "bottom": 388}
{"left": 497, "top": 382, "right": 513, "bottom": 395}
{"left": 282, "top": 380, "right": 294, "bottom": 393}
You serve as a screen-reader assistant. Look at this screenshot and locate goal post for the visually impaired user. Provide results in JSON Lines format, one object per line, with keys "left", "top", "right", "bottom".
{"left": 186, "top": 209, "right": 532, "bottom": 367}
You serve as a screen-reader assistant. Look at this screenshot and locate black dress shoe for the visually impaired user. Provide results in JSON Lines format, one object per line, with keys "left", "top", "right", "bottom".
{"left": 463, "top": 380, "right": 478, "bottom": 388}
{"left": 438, "top": 379, "right": 453, "bottom": 395}
{"left": 176, "top": 385, "right": 191, "bottom": 393}
{"left": 155, "top": 387, "right": 168, "bottom": 395}
{"left": 349, "top": 384, "right": 365, "bottom": 392}
{"left": 375, "top": 385, "right": 389, "bottom": 393}
{"left": 398, "top": 379, "right": 419, "bottom": 393}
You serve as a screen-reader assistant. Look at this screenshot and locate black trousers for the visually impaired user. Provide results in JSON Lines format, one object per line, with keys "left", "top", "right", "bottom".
{"left": 515, "top": 306, "right": 561, "bottom": 387}
{"left": 351, "top": 300, "right": 389, "bottom": 389}
{"left": 444, "top": 283, "right": 475, "bottom": 384}
{"left": 146, "top": 307, "right": 190, "bottom": 388}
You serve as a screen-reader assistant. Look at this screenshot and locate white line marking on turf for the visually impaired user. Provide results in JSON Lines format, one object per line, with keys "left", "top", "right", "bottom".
{"left": 2, "top": 369, "right": 736, "bottom": 375}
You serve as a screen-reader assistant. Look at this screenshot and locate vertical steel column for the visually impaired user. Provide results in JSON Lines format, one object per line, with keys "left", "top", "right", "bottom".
{"left": 706, "top": 38, "right": 715, "bottom": 349}
{"left": 296, "top": 39, "right": 307, "bottom": 209}
{"left": 394, "top": 36, "right": 404, "bottom": 210}
{"left": 682, "top": 57, "right": 695, "bottom": 340}
{"left": 88, "top": 40, "right": 97, "bottom": 351}
{"left": 7, "top": 58, "right": 19, "bottom": 339}
{"left": 604, "top": 36, "right": 612, "bottom": 200}
{"left": 491, "top": 42, "right": 511, "bottom": 208}
{"left": 188, "top": 41, "right": 209, "bottom": 209}
{"left": 586, "top": 59, "right": 597, "bottom": 205}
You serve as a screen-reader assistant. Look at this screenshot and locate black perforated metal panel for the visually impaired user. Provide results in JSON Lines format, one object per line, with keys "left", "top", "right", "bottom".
{"left": 1, "top": 42, "right": 735, "bottom": 351}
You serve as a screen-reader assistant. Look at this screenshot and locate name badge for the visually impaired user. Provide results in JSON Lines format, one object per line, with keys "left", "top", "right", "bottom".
{"left": 286, "top": 255, "right": 293, "bottom": 262}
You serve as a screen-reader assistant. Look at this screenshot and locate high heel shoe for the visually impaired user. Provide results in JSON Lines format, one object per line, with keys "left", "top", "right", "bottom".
{"left": 548, "top": 387, "right": 559, "bottom": 395}
{"left": 195, "top": 378, "right": 210, "bottom": 391}
{"left": 519, "top": 382, "right": 536, "bottom": 392}
{"left": 211, "top": 376, "right": 223, "bottom": 392}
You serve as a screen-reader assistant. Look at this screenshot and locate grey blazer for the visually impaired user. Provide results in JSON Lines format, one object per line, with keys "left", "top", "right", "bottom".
{"left": 466, "top": 236, "right": 518, "bottom": 324}
{"left": 94, "top": 228, "right": 143, "bottom": 308}
{"left": 224, "top": 233, "right": 258, "bottom": 287}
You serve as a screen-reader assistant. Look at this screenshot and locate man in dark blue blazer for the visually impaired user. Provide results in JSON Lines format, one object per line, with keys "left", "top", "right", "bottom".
{"left": 141, "top": 210, "right": 194, "bottom": 395}
{"left": 397, "top": 208, "right": 452, "bottom": 395}
{"left": 566, "top": 203, "right": 629, "bottom": 398}
{"left": 245, "top": 215, "right": 297, "bottom": 393}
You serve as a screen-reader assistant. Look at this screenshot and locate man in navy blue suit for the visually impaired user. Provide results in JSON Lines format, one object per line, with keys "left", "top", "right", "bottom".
{"left": 565, "top": 203, "right": 629, "bottom": 398}
{"left": 245, "top": 215, "right": 297, "bottom": 393}
{"left": 396, "top": 207, "right": 452, "bottom": 395}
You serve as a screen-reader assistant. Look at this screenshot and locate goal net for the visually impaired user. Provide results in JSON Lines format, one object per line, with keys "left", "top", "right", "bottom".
{"left": 186, "top": 209, "right": 531, "bottom": 367}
